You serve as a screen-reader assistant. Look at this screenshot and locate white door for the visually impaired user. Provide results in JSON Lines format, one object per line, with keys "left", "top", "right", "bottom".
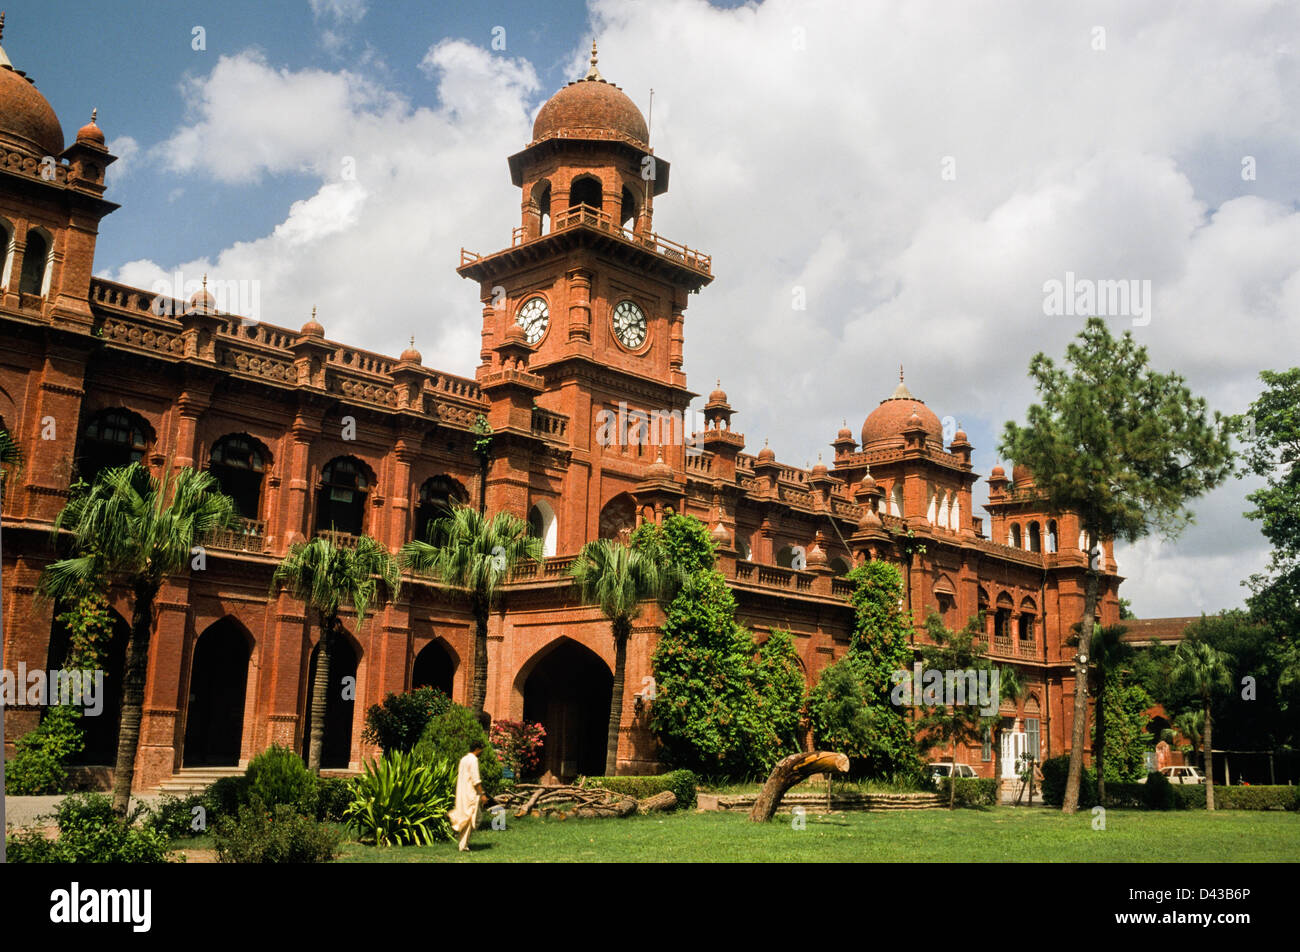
{"left": 1001, "top": 729, "right": 1027, "bottom": 778}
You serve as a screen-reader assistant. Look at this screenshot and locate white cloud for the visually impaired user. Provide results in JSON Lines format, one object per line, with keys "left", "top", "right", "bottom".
{"left": 119, "top": 0, "right": 1300, "bottom": 618}
{"left": 309, "top": 0, "right": 367, "bottom": 24}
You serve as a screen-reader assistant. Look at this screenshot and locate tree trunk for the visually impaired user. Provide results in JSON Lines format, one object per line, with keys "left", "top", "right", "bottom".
{"left": 470, "top": 595, "right": 488, "bottom": 715}
{"left": 605, "top": 619, "right": 630, "bottom": 776}
{"left": 749, "top": 750, "right": 850, "bottom": 822}
{"left": 1062, "top": 530, "right": 1099, "bottom": 814}
{"left": 637, "top": 790, "right": 677, "bottom": 813}
{"left": 112, "top": 583, "right": 158, "bottom": 816}
{"left": 1095, "top": 675, "right": 1107, "bottom": 805}
{"left": 1203, "top": 700, "right": 1215, "bottom": 812}
{"left": 307, "top": 613, "right": 333, "bottom": 774}
{"left": 477, "top": 456, "right": 488, "bottom": 516}
{"left": 949, "top": 739, "right": 958, "bottom": 810}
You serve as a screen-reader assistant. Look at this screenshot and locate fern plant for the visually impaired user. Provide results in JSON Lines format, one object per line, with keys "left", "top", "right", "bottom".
{"left": 344, "top": 750, "right": 455, "bottom": 846}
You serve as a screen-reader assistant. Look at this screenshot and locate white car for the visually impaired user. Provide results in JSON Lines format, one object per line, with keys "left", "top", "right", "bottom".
{"left": 928, "top": 762, "right": 978, "bottom": 779}
{"left": 1138, "top": 765, "right": 1205, "bottom": 785}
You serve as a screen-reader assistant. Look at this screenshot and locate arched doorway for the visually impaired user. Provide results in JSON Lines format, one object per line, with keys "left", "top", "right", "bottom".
{"left": 412, "top": 640, "right": 455, "bottom": 697}
{"left": 45, "top": 606, "right": 129, "bottom": 766}
{"left": 302, "top": 632, "right": 359, "bottom": 769}
{"left": 520, "top": 639, "right": 611, "bottom": 780}
{"left": 183, "top": 619, "right": 251, "bottom": 767}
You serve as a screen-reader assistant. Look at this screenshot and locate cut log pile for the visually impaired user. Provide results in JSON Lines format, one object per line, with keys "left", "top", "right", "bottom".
{"left": 491, "top": 784, "right": 674, "bottom": 819}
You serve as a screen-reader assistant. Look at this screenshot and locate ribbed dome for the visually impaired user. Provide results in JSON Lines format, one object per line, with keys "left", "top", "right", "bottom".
{"left": 76, "top": 109, "right": 104, "bottom": 146}
{"left": 861, "top": 372, "right": 943, "bottom": 449}
{"left": 532, "top": 43, "right": 648, "bottom": 147}
{"left": 0, "top": 44, "right": 64, "bottom": 158}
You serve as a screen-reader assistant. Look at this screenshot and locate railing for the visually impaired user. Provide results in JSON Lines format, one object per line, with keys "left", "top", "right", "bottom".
{"left": 203, "top": 518, "right": 267, "bottom": 553}
{"left": 496, "top": 203, "right": 712, "bottom": 276}
{"left": 831, "top": 577, "right": 854, "bottom": 597}
{"left": 531, "top": 407, "right": 569, "bottom": 440}
{"left": 511, "top": 555, "right": 577, "bottom": 581}
{"left": 319, "top": 529, "right": 359, "bottom": 550}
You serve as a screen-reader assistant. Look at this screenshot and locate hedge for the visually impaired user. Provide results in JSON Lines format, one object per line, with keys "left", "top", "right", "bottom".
{"left": 579, "top": 770, "right": 697, "bottom": 810}
{"left": 933, "top": 777, "right": 998, "bottom": 807}
{"left": 1160, "top": 784, "right": 1300, "bottom": 811}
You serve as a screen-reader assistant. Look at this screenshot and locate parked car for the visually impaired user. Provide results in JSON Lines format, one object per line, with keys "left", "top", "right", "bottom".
{"left": 928, "top": 762, "right": 978, "bottom": 780}
{"left": 1138, "top": 765, "right": 1205, "bottom": 784}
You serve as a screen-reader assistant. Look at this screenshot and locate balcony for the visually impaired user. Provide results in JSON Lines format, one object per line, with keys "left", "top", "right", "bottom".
{"left": 462, "top": 202, "right": 712, "bottom": 278}
{"left": 203, "top": 518, "right": 267, "bottom": 553}
{"left": 318, "top": 529, "right": 359, "bottom": 550}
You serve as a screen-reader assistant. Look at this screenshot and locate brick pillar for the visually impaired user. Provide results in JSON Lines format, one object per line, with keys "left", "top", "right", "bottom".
{"left": 284, "top": 415, "right": 319, "bottom": 545}
{"left": 172, "top": 392, "right": 211, "bottom": 470}
{"left": 567, "top": 267, "right": 592, "bottom": 345}
{"left": 389, "top": 441, "right": 415, "bottom": 547}
{"left": 135, "top": 584, "right": 192, "bottom": 789}
{"left": 23, "top": 347, "right": 89, "bottom": 522}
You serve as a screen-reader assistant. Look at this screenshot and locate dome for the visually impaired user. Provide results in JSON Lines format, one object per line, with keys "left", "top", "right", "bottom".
{"left": 836, "top": 425, "right": 854, "bottom": 441}
{"left": 76, "top": 109, "right": 104, "bottom": 146}
{"left": 1012, "top": 463, "right": 1035, "bottom": 486}
{"left": 188, "top": 280, "right": 215, "bottom": 314}
{"left": 301, "top": 307, "right": 324, "bottom": 338}
{"left": 531, "top": 43, "right": 648, "bottom": 147}
{"left": 990, "top": 464, "right": 1007, "bottom": 480}
{"left": 756, "top": 440, "right": 775, "bottom": 463}
{"left": 400, "top": 337, "right": 422, "bottom": 364}
{"left": 0, "top": 22, "right": 65, "bottom": 158}
{"left": 860, "top": 370, "right": 944, "bottom": 449}
{"left": 811, "top": 455, "right": 828, "bottom": 478}
{"left": 646, "top": 452, "right": 672, "bottom": 479}
{"left": 859, "top": 469, "right": 877, "bottom": 493}
{"left": 952, "top": 426, "right": 968, "bottom": 444}
{"left": 707, "top": 379, "right": 728, "bottom": 404}
{"left": 710, "top": 522, "right": 730, "bottom": 544}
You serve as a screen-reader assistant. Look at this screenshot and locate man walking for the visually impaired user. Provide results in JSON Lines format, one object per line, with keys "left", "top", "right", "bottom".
{"left": 449, "top": 737, "right": 488, "bottom": 852}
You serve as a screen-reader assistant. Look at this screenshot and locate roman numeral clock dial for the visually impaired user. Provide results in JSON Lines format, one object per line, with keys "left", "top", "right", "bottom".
{"left": 613, "top": 300, "right": 647, "bottom": 349}
{"left": 516, "top": 296, "right": 549, "bottom": 344}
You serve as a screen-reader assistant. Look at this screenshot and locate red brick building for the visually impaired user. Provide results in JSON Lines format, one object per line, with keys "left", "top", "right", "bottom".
{"left": 0, "top": 33, "right": 1120, "bottom": 790}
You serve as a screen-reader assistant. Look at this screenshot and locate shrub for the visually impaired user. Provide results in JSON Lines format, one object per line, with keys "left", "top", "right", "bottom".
{"left": 344, "top": 750, "right": 455, "bottom": 846}
{"left": 579, "top": 770, "right": 697, "bottom": 809}
{"left": 6, "top": 793, "right": 173, "bottom": 863}
{"left": 244, "top": 744, "right": 317, "bottom": 814}
{"left": 490, "top": 719, "right": 546, "bottom": 781}
{"left": 204, "top": 774, "right": 251, "bottom": 821}
{"left": 315, "top": 776, "right": 354, "bottom": 822}
{"left": 1140, "top": 772, "right": 1175, "bottom": 810}
{"left": 1039, "top": 755, "right": 1098, "bottom": 808}
{"left": 933, "top": 777, "right": 998, "bottom": 807}
{"left": 361, "top": 687, "right": 451, "bottom": 753}
{"left": 147, "top": 793, "right": 210, "bottom": 839}
{"left": 212, "top": 803, "right": 340, "bottom": 863}
{"left": 5, "top": 706, "right": 85, "bottom": 795}
{"left": 413, "top": 703, "right": 504, "bottom": 796}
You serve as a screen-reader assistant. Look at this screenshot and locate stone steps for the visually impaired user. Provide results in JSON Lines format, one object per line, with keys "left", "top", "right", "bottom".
{"left": 153, "top": 766, "right": 245, "bottom": 797}
{"left": 698, "top": 791, "right": 946, "bottom": 813}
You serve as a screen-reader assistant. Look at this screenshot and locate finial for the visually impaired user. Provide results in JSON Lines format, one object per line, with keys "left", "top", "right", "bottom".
{"left": 817, "top": 452, "right": 823, "bottom": 462}
{"left": 899, "top": 364, "right": 905, "bottom": 383}
{"left": 91, "top": 107, "right": 97, "bottom": 124}
{"left": 202, "top": 273, "right": 207, "bottom": 291}
{"left": 1, "top": 12, "right": 6, "bottom": 43}
{"left": 716, "top": 377, "right": 721, "bottom": 388}
{"left": 410, "top": 335, "right": 415, "bottom": 347}
{"left": 764, "top": 437, "right": 769, "bottom": 447}
{"left": 584, "top": 39, "right": 603, "bottom": 81}
{"left": 311, "top": 305, "right": 317, "bottom": 321}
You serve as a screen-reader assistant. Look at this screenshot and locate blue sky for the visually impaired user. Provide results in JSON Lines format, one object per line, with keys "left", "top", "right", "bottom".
{"left": 6, "top": 0, "right": 1297, "bottom": 616}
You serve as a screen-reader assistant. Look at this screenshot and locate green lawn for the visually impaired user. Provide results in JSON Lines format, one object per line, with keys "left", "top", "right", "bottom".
{"left": 332, "top": 807, "right": 1300, "bottom": 863}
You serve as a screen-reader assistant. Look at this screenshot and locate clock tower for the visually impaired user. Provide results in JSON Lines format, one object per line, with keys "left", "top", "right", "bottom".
{"left": 458, "top": 44, "right": 714, "bottom": 550}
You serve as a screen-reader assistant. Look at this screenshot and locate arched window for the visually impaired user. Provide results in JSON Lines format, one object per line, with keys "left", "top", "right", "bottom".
{"left": 738, "top": 538, "right": 753, "bottom": 561}
{"left": 0, "top": 219, "right": 14, "bottom": 291}
{"left": 926, "top": 487, "right": 937, "bottom": 524}
{"left": 1008, "top": 523, "right": 1022, "bottom": 548}
{"left": 569, "top": 175, "right": 602, "bottom": 211}
{"left": 79, "top": 409, "right": 150, "bottom": 483}
{"left": 775, "top": 545, "right": 796, "bottom": 569}
{"left": 598, "top": 493, "right": 636, "bottom": 541}
{"left": 209, "top": 434, "right": 268, "bottom": 519}
{"left": 1027, "top": 521, "right": 1041, "bottom": 553}
{"left": 829, "top": 557, "right": 851, "bottom": 576}
{"left": 995, "top": 593, "right": 1014, "bottom": 641}
{"left": 950, "top": 496, "right": 961, "bottom": 531}
{"left": 1046, "top": 519, "right": 1058, "bottom": 553}
{"left": 527, "top": 500, "right": 558, "bottom": 557}
{"left": 19, "top": 228, "right": 50, "bottom": 296}
{"left": 620, "top": 186, "right": 638, "bottom": 228}
{"left": 891, "top": 483, "right": 903, "bottom": 517}
{"left": 531, "top": 180, "right": 551, "bottom": 235}
{"left": 315, "top": 456, "right": 371, "bottom": 536}
{"left": 414, "top": 475, "right": 467, "bottom": 541}
{"left": 938, "top": 492, "right": 950, "bottom": 529}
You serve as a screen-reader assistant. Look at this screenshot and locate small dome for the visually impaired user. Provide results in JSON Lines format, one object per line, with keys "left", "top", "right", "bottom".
{"left": 188, "top": 281, "right": 215, "bottom": 314}
{"left": 836, "top": 425, "right": 854, "bottom": 441}
{"left": 859, "top": 470, "right": 877, "bottom": 493}
{"left": 990, "top": 464, "right": 1007, "bottom": 480}
{"left": 707, "top": 379, "right": 728, "bottom": 404}
{"left": 1012, "top": 463, "right": 1034, "bottom": 486}
{"left": 952, "top": 426, "right": 968, "bottom": 444}
{"left": 710, "top": 522, "right": 730, "bottom": 544}
{"left": 301, "top": 308, "right": 324, "bottom": 337}
{"left": 532, "top": 42, "right": 648, "bottom": 147}
{"left": 646, "top": 452, "right": 672, "bottom": 479}
{"left": 400, "top": 339, "right": 423, "bottom": 363}
{"left": 756, "top": 440, "right": 775, "bottom": 463}
{"left": 76, "top": 109, "right": 104, "bottom": 146}
{"left": 0, "top": 24, "right": 65, "bottom": 158}
{"left": 857, "top": 506, "right": 883, "bottom": 530}
{"left": 806, "top": 543, "right": 828, "bottom": 567}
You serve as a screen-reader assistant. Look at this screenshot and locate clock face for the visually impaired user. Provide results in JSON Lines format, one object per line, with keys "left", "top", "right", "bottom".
{"left": 613, "top": 300, "right": 647, "bottom": 349}
{"left": 516, "top": 296, "right": 549, "bottom": 345}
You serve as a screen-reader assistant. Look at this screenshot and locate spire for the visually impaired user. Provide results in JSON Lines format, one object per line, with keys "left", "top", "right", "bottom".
{"left": 584, "top": 39, "right": 603, "bottom": 82}
{"left": 410, "top": 335, "right": 415, "bottom": 348}
{"left": 889, "top": 363, "right": 914, "bottom": 400}
{"left": 91, "top": 107, "right": 97, "bottom": 123}
{"left": 1, "top": 12, "right": 6, "bottom": 43}
{"left": 0, "top": 12, "right": 10, "bottom": 69}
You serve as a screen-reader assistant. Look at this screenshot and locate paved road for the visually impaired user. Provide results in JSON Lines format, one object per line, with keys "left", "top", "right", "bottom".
{"left": 4, "top": 794, "right": 164, "bottom": 829}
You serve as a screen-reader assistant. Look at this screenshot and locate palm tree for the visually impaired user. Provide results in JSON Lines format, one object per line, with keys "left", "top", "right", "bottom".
{"left": 272, "top": 534, "right": 401, "bottom": 773}
{"left": 1090, "top": 623, "right": 1132, "bottom": 803}
{"left": 1170, "top": 637, "right": 1232, "bottom": 810}
{"left": 1172, "top": 709, "right": 1204, "bottom": 766}
{"left": 399, "top": 506, "right": 541, "bottom": 715}
{"left": 41, "top": 462, "right": 238, "bottom": 815}
{"left": 570, "top": 539, "right": 682, "bottom": 776}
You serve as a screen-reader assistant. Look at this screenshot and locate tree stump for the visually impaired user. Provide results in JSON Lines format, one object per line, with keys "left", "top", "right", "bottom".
{"left": 636, "top": 790, "right": 678, "bottom": 814}
{"left": 749, "top": 751, "right": 850, "bottom": 822}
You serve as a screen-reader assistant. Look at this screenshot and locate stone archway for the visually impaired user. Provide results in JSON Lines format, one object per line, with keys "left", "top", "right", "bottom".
{"left": 183, "top": 618, "right": 252, "bottom": 767}
{"left": 303, "top": 631, "right": 360, "bottom": 770}
{"left": 412, "top": 639, "right": 456, "bottom": 697}
{"left": 518, "top": 639, "right": 612, "bottom": 781}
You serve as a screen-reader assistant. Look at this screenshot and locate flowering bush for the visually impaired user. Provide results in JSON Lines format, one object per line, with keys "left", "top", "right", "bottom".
{"left": 490, "top": 720, "right": 546, "bottom": 780}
